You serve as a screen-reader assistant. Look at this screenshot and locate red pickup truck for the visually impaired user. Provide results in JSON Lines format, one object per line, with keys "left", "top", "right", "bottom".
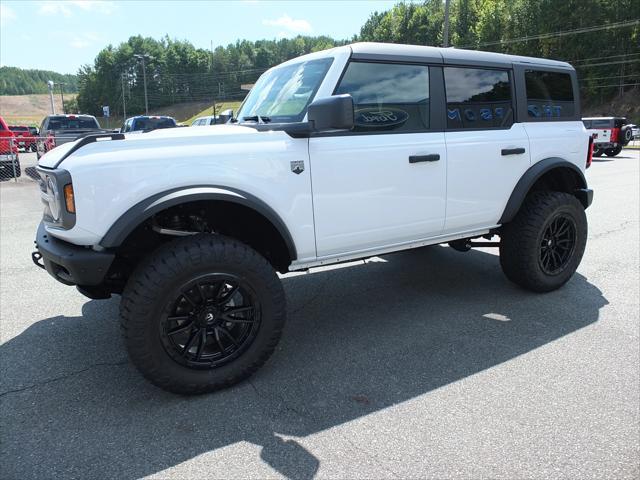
{"left": 0, "top": 115, "right": 21, "bottom": 179}
{"left": 8, "top": 125, "right": 37, "bottom": 152}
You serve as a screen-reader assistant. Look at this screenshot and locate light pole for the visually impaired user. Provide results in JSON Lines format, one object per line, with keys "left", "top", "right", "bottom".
{"left": 47, "top": 80, "right": 55, "bottom": 114}
{"left": 134, "top": 54, "right": 153, "bottom": 115}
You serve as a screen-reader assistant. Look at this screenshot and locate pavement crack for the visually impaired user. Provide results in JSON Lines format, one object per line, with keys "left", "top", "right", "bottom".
{"left": 0, "top": 359, "right": 128, "bottom": 398}
{"left": 338, "top": 431, "right": 400, "bottom": 477}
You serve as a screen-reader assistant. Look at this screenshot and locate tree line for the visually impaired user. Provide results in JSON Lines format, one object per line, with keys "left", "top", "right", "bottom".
{"left": 0, "top": 67, "right": 78, "bottom": 95}
{"left": 3, "top": 0, "right": 637, "bottom": 116}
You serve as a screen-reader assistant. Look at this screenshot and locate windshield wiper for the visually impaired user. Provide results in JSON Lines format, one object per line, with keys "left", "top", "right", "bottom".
{"left": 241, "top": 115, "right": 271, "bottom": 124}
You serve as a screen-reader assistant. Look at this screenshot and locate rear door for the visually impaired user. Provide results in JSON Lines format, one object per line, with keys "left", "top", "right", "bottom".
{"left": 309, "top": 61, "right": 446, "bottom": 257}
{"left": 443, "top": 66, "right": 531, "bottom": 232}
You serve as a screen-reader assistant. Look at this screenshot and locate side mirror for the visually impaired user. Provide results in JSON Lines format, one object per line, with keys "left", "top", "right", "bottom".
{"left": 307, "top": 94, "right": 354, "bottom": 132}
{"left": 219, "top": 109, "right": 233, "bottom": 124}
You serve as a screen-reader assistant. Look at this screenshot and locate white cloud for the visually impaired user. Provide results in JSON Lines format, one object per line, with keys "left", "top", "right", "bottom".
{"left": 68, "top": 32, "right": 103, "bottom": 49}
{"left": 38, "top": 1, "right": 115, "bottom": 17}
{"left": 263, "top": 14, "right": 312, "bottom": 34}
{"left": 0, "top": 4, "right": 17, "bottom": 26}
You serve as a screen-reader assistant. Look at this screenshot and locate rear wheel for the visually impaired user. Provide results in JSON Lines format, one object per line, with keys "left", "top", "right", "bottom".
{"left": 120, "top": 234, "right": 286, "bottom": 394}
{"left": 592, "top": 145, "right": 604, "bottom": 157}
{"left": 500, "top": 191, "right": 587, "bottom": 292}
{"left": 605, "top": 146, "right": 622, "bottom": 157}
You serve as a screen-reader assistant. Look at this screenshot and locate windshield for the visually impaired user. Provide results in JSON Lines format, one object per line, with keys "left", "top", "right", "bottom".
{"left": 9, "top": 126, "right": 29, "bottom": 132}
{"left": 132, "top": 117, "right": 176, "bottom": 131}
{"left": 48, "top": 116, "right": 100, "bottom": 130}
{"left": 236, "top": 57, "right": 333, "bottom": 123}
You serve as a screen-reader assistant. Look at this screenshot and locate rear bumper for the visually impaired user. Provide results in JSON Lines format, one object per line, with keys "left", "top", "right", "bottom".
{"left": 33, "top": 221, "right": 114, "bottom": 286}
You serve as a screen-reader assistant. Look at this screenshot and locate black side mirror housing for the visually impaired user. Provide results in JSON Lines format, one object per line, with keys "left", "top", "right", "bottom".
{"left": 307, "top": 95, "right": 354, "bottom": 132}
{"left": 219, "top": 109, "right": 233, "bottom": 124}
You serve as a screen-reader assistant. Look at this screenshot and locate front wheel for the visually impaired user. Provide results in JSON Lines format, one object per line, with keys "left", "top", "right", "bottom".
{"left": 499, "top": 191, "right": 587, "bottom": 292}
{"left": 120, "top": 234, "right": 286, "bottom": 394}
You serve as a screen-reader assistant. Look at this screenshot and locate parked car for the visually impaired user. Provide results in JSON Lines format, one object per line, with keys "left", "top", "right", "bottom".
{"left": 9, "top": 125, "right": 37, "bottom": 152}
{"left": 629, "top": 123, "right": 639, "bottom": 139}
{"left": 191, "top": 115, "right": 221, "bottom": 126}
{"left": 36, "top": 114, "right": 108, "bottom": 159}
{"left": 0, "top": 115, "right": 20, "bottom": 179}
{"left": 121, "top": 115, "right": 177, "bottom": 133}
{"left": 582, "top": 116, "right": 633, "bottom": 157}
{"left": 33, "top": 42, "right": 593, "bottom": 395}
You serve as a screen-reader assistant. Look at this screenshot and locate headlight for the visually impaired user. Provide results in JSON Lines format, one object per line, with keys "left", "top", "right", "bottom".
{"left": 37, "top": 167, "right": 76, "bottom": 229}
{"left": 46, "top": 177, "right": 61, "bottom": 221}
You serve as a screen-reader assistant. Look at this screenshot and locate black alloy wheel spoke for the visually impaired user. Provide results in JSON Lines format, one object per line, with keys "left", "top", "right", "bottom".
{"left": 197, "top": 283, "right": 209, "bottom": 304}
{"left": 167, "top": 319, "right": 194, "bottom": 336}
{"left": 219, "top": 283, "right": 240, "bottom": 305}
{"left": 196, "top": 328, "right": 208, "bottom": 361}
{"left": 214, "top": 328, "right": 226, "bottom": 353}
{"left": 181, "top": 329, "right": 200, "bottom": 356}
{"left": 217, "top": 326, "right": 238, "bottom": 347}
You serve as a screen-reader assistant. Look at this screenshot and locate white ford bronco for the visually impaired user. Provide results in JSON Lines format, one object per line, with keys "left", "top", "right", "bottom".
{"left": 33, "top": 43, "right": 594, "bottom": 394}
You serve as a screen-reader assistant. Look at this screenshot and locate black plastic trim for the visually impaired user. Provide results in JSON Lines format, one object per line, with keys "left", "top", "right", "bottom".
{"left": 100, "top": 186, "right": 297, "bottom": 261}
{"left": 34, "top": 221, "right": 115, "bottom": 286}
{"left": 498, "top": 158, "right": 589, "bottom": 224}
{"left": 502, "top": 148, "right": 526, "bottom": 155}
{"left": 409, "top": 154, "right": 440, "bottom": 163}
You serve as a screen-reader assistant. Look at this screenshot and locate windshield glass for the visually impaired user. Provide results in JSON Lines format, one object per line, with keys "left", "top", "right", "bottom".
{"left": 48, "top": 116, "right": 100, "bottom": 130}
{"left": 236, "top": 57, "right": 333, "bottom": 123}
{"left": 132, "top": 117, "right": 176, "bottom": 131}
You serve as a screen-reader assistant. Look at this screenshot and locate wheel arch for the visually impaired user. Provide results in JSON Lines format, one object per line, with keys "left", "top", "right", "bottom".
{"left": 100, "top": 186, "right": 297, "bottom": 266}
{"left": 499, "top": 158, "right": 590, "bottom": 224}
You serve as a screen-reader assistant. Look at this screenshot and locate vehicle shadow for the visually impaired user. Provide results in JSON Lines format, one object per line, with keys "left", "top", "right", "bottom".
{"left": 0, "top": 247, "right": 607, "bottom": 479}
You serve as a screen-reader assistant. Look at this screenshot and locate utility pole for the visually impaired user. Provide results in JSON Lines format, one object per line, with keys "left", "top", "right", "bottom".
{"left": 134, "top": 54, "right": 152, "bottom": 115}
{"left": 121, "top": 73, "right": 127, "bottom": 119}
{"left": 47, "top": 80, "right": 56, "bottom": 114}
{"left": 443, "top": 0, "right": 451, "bottom": 47}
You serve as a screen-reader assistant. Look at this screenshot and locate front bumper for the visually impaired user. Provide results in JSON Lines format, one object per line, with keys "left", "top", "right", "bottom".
{"left": 33, "top": 221, "right": 114, "bottom": 286}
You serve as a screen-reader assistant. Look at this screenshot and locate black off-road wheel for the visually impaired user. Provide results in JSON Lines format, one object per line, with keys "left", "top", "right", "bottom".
{"left": 499, "top": 191, "right": 587, "bottom": 293}
{"left": 604, "top": 146, "right": 622, "bottom": 157}
{"left": 592, "top": 146, "right": 604, "bottom": 157}
{"left": 120, "top": 234, "right": 286, "bottom": 395}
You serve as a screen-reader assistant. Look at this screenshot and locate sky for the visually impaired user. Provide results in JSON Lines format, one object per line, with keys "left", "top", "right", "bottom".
{"left": 0, "top": 0, "right": 401, "bottom": 74}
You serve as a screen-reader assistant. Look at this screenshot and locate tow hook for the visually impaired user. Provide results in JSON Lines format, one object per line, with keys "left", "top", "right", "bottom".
{"left": 31, "top": 251, "right": 45, "bottom": 269}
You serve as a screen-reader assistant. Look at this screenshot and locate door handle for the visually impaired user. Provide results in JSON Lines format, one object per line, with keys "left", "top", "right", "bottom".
{"left": 501, "top": 147, "right": 526, "bottom": 156}
{"left": 409, "top": 154, "right": 440, "bottom": 163}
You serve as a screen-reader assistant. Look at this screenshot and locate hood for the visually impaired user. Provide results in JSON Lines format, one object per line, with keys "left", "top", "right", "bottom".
{"left": 37, "top": 124, "right": 259, "bottom": 169}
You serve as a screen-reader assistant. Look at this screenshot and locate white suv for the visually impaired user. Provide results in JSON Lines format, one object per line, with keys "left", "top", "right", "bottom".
{"left": 33, "top": 43, "right": 594, "bottom": 394}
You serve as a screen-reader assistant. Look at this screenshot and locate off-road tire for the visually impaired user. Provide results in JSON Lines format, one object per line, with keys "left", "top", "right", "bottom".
{"left": 499, "top": 191, "right": 587, "bottom": 293}
{"left": 592, "top": 146, "right": 604, "bottom": 157}
{"left": 120, "top": 234, "right": 286, "bottom": 395}
{"left": 605, "top": 146, "right": 622, "bottom": 157}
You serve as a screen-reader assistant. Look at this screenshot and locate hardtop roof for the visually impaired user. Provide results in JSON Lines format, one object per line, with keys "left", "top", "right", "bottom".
{"left": 350, "top": 42, "right": 573, "bottom": 69}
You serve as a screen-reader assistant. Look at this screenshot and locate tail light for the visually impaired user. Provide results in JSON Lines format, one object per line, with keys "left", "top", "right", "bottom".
{"left": 610, "top": 128, "right": 619, "bottom": 143}
{"left": 586, "top": 135, "right": 594, "bottom": 168}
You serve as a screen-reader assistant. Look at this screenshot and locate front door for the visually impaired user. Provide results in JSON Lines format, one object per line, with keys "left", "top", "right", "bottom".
{"left": 309, "top": 61, "right": 446, "bottom": 257}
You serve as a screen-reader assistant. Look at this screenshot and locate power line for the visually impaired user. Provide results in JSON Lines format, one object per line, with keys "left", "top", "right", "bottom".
{"left": 588, "top": 83, "right": 639, "bottom": 88}
{"left": 460, "top": 19, "right": 639, "bottom": 48}
{"left": 575, "top": 59, "right": 640, "bottom": 68}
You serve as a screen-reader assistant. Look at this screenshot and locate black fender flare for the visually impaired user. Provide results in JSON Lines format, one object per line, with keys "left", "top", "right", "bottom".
{"left": 99, "top": 186, "right": 297, "bottom": 261}
{"left": 498, "top": 158, "right": 590, "bottom": 224}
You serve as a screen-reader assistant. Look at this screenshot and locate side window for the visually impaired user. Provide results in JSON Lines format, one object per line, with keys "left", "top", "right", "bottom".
{"left": 525, "top": 70, "right": 575, "bottom": 120}
{"left": 335, "top": 62, "right": 430, "bottom": 133}
{"left": 444, "top": 67, "right": 513, "bottom": 129}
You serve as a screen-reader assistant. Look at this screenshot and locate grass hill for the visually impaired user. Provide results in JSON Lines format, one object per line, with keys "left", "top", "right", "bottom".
{"left": 0, "top": 95, "right": 243, "bottom": 127}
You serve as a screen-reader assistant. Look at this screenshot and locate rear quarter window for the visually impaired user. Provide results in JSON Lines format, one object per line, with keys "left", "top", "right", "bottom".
{"left": 525, "top": 70, "right": 575, "bottom": 120}
{"left": 444, "top": 67, "right": 513, "bottom": 129}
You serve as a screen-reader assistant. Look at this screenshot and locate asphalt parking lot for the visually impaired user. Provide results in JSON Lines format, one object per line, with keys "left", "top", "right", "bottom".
{"left": 1, "top": 150, "right": 638, "bottom": 479}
